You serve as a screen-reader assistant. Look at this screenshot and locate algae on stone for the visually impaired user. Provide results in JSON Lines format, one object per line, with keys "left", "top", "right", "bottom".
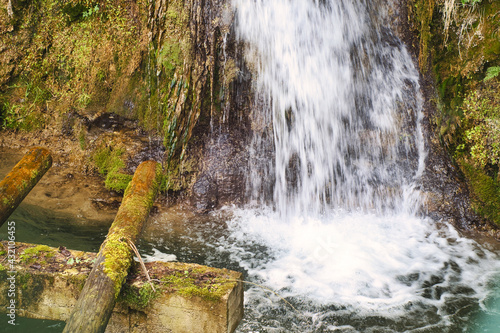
{"left": 408, "top": 0, "right": 500, "bottom": 226}
{"left": 92, "top": 143, "right": 133, "bottom": 192}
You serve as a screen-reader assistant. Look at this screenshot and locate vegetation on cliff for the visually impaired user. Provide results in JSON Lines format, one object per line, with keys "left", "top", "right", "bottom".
{"left": 409, "top": 0, "right": 500, "bottom": 226}
{"left": 0, "top": 0, "right": 234, "bottom": 194}
{"left": 0, "top": 0, "right": 146, "bottom": 129}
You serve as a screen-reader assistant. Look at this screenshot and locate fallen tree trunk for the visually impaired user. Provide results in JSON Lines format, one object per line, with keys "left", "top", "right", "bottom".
{"left": 0, "top": 147, "right": 52, "bottom": 227}
{"left": 63, "top": 160, "right": 162, "bottom": 333}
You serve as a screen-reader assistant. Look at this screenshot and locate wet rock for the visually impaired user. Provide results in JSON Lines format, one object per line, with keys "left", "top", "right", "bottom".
{"left": 190, "top": 131, "right": 248, "bottom": 213}
{"left": 91, "top": 198, "right": 122, "bottom": 211}
{"left": 59, "top": 246, "right": 72, "bottom": 257}
{"left": 191, "top": 174, "right": 218, "bottom": 213}
{"left": 420, "top": 134, "right": 482, "bottom": 231}
{"left": 123, "top": 100, "right": 135, "bottom": 112}
{"left": 388, "top": 2, "right": 495, "bottom": 236}
{"left": 61, "top": 111, "right": 90, "bottom": 137}
{"left": 91, "top": 113, "right": 128, "bottom": 132}
{"left": 126, "top": 136, "right": 165, "bottom": 173}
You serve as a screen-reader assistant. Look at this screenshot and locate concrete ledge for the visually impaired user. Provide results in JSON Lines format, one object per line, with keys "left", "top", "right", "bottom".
{"left": 0, "top": 242, "right": 243, "bottom": 333}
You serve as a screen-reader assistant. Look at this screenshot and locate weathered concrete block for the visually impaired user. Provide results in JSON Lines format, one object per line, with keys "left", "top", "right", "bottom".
{"left": 0, "top": 242, "right": 243, "bottom": 332}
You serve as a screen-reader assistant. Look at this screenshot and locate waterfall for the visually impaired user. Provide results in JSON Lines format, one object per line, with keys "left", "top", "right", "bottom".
{"left": 239, "top": 0, "right": 425, "bottom": 217}
{"left": 212, "top": 0, "right": 500, "bottom": 331}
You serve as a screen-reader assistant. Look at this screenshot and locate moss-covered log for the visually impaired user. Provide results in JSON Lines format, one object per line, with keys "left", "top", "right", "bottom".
{"left": 63, "top": 160, "right": 162, "bottom": 333}
{"left": 0, "top": 147, "right": 52, "bottom": 227}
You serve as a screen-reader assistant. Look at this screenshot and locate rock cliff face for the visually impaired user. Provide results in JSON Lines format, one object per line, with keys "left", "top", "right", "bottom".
{"left": 386, "top": 1, "right": 482, "bottom": 231}
{"left": 0, "top": 0, "right": 253, "bottom": 211}
{"left": 405, "top": 0, "right": 500, "bottom": 236}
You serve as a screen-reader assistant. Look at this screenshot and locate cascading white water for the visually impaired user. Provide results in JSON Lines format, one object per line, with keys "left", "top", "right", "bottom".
{"left": 239, "top": 0, "right": 425, "bottom": 217}
{"left": 207, "top": 0, "right": 500, "bottom": 331}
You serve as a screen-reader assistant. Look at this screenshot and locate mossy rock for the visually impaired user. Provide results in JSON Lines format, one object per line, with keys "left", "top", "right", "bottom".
{"left": 119, "top": 282, "right": 159, "bottom": 310}
{"left": 120, "top": 261, "right": 241, "bottom": 310}
{"left": 92, "top": 143, "right": 133, "bottom": 192}
{"left": 461, "top": 162, "right": 500, "bottom": 226}
{"left": 19, "top": 245, "right": 55, "bottom": 264}
{"left": 409, "top": 0, "right": 500, "bottom": 228}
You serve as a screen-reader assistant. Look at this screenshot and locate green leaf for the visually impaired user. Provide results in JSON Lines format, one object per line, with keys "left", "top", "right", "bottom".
{"left": 484, "top": 66, "right": 500, "bottom": 82}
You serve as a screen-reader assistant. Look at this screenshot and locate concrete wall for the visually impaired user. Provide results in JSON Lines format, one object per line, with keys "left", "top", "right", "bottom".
{"left": 0, "top": 242, "right": 243, "bottom": 332}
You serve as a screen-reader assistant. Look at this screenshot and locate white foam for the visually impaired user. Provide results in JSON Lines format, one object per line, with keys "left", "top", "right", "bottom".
{"left": 141, "top": 247, "right": 177, "bottom": 263}
{"left": 220, "top": 206, "right": 500, "bottom": 316}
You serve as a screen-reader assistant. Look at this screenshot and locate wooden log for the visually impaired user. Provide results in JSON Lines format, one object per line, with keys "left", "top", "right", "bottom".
{"left": 63, "top": 160, "right": 162, "bottom": 333}
{"left": 0, "top": 147, "right": 52, "bottom": 227}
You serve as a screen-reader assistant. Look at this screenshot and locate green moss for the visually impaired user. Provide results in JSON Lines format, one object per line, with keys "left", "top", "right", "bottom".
{"left": 158, "top": 41, "right": 183, "bottom": 80}
{"left": 2, "top": 197, "right": 11, "bottom": 206}
{"left": 102, "top": 234, "right": 132, "bottom": 297}
{"left": 61, "top": 2, "right": 88, "bottom": 22}
{"left": 0, "top": 0, "right": 202, "bottom": 180}
{"left": 119, "top": 265, "right": 235, "bottom": 310}
{"left": 461, "top": 162, "right": 500, "bottom": 226}
{"left": 159, "top": 154, "right": 197, "bottom": 192}
{"left": 160, "top": 267, "right": 236, "bottom": 302}
{"left": 456, "top": 86, "right": 500, "bottom": 169}
{"left": 0, "top": 263, "right": 5, "bottom": 271}
{"left": 105, "top": 172, "right": 133, "bottom": 192}
{"left": 93, "top": 145, "right": 126, "bottom": 175}
{"left": 484, "top": 66, "right": 500, "bottom": 82}
{"left": 119, "top": 282, "right": 159, "bottom": 310}
{"left": 92, "top": 144, "right": 132, "bottom": 192}
{"left": 133, "top": 0, "right": 198, "bottom": 161}
{"left": 0, "top": 0, "right": 145, "bottom": 125}
{"left": 408, "top": 0, "right": 436, "bottom": 71}
{"left": 409, "top": 0, "right": 500, "bottom": 228}
{"left": 19, "top": 245, "right": 56, "bottom": 264}
{"left": 15, "top": 271, "right": 54, "bottom": 309}
{"left": 30, "top": 168, "right": 40, "bottom": 181}
{"left": 78, "top": 128, "right": 87, "bottom": 150}
{"left": 0, "top": 79, "right": 51, "bottom": 131}
{"left": 64, "top": 273, "right": 88, "bottom": 291}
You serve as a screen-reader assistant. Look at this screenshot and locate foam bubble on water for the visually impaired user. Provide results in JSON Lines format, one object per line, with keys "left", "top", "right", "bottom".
{"left": 142, "top": 247, "right": 177, "bottom": 263}
{"left": 220, "top": 206, "right": 500, "bottom": 317}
